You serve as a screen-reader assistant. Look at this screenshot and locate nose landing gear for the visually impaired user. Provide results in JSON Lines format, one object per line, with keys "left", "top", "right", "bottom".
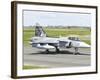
{"left": 73, "top": 47, "right": 79, "bottom": 55}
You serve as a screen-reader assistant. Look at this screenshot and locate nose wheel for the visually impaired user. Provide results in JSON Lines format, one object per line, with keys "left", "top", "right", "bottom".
{"left": 74, "top": 47, "right": 79, "bottom": 55}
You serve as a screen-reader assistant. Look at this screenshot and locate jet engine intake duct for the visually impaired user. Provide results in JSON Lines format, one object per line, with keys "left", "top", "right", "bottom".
{"left": 59, "top": 41, "right": 72, "bottom": 48}
{"left": 59, "top": 41, "right": 68, "bottom": 48}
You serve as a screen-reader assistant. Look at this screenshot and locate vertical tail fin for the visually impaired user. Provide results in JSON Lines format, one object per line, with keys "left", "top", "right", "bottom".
{"left": 35, "top": 23, "right": 46, "bottom": 37}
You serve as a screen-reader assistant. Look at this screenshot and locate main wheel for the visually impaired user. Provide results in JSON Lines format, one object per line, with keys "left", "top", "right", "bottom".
{"left": 46, "top": 49, "right": 49, "bottom": 53}
{"left": 55, "top": 46, "right": 60, "bottom": 53}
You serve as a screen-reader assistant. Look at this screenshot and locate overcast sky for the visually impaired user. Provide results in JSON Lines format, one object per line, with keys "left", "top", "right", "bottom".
{"left": 23, "top": 10, "right": 91, "bottom": 27}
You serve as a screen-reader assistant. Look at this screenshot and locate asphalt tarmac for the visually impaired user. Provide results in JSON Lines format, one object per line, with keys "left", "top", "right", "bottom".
{"left": 23, "top": 46, "right": 91, "bottom": 68}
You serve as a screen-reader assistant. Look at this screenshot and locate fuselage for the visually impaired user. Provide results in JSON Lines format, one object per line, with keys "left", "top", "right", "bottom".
{"left": 29, "top": 24, "right": 90, "bottom": 54}
{"left": 30, "top": 36, "right": 90, "bottom": 49}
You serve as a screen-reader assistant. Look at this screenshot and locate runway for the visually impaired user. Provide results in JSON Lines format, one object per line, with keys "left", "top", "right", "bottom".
{"left": 24, "top": 46, "right": 91, "bottom": 68}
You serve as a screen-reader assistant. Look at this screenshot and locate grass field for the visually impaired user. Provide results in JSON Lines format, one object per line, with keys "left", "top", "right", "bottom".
{"left": 23, "top": 27, "right": 91, "bottom": 46}
{"left": 23, "top": 65, "right": 48, "bottom": 69}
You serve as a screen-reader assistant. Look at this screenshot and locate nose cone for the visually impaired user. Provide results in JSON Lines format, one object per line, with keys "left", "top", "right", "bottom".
{"left": 79, "top": 42, "right": 90, "bottom": 48}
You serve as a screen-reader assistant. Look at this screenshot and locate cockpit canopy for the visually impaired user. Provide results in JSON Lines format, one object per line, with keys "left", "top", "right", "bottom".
{"left": 68, "top": 37, "right": 80, "bottom": 41}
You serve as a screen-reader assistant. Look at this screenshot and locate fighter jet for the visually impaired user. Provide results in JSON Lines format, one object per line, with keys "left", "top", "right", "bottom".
{"left": 29, "top": 24, "right": 90, "bottom": 54}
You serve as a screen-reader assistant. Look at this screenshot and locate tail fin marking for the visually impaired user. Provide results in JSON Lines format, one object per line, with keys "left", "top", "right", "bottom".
{"left": 35, "top": 25, "right": 46, "bottom": 37}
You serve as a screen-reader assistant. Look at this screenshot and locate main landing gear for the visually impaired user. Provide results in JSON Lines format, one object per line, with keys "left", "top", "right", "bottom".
{"left": 55, "top": 46, "right": 60, "bottom": 53}
{"left": 45, "top": 46, "right": 60, "bottom": 53}
{"left": 46, "top": 49, "right": 49, "bottom": 53}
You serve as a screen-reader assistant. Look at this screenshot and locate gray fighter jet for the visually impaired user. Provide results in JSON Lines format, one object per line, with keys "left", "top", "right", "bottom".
{"left": 29, "top": 24, "right": 90, "bottom": 54}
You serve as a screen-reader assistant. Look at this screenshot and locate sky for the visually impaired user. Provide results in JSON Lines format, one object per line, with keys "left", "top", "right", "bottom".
{"left": 23, "top": 10, "right": 91, "bottom": 27}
